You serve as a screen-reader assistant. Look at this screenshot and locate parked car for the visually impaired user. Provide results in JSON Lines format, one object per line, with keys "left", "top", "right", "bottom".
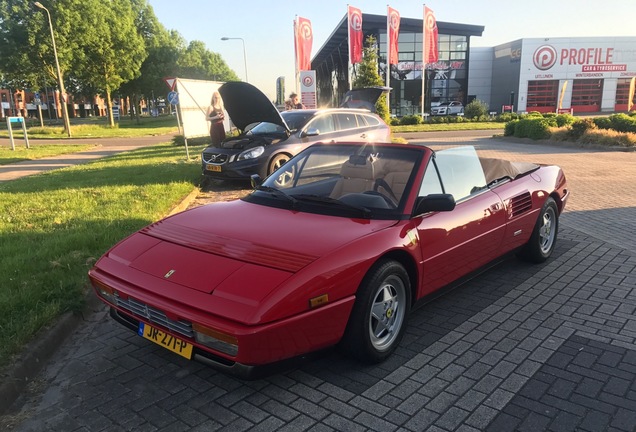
{"left": 201, "top": 82, "right": 390, "bottom": 184}
{"left": 431, "top": 101, "right": 464, "bottom": 116}
{"left": 89, "top": 143, "right": 568, "bottom": 379}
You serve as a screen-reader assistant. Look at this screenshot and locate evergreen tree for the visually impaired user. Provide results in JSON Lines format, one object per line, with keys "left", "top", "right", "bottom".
{"left": 352, "top": 35, "right": 389, "bottom": 123}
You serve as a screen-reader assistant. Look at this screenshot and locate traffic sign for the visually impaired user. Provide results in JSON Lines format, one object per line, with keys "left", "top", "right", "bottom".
{"left": 167, "top": 91, "right": 179, "bottom": 105}
{"left": 163, "top": 77, "right": 177, "bottom": 91}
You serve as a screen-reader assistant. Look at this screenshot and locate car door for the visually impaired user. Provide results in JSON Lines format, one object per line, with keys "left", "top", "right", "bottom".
{"left": 333, "top": 112, "right": 373, "bottom": 142}
{"left": 414, "top": 147, "right": 506, "bottom": 296}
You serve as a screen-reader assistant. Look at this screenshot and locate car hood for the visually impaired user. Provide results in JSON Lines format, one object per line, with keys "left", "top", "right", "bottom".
{"left": 102, "top": 200, "right": 396, "bottom": 294}
{"left": 340, "top": 86, "right": 390, "bottom": 112}
{"left": 218, "top": 81, "right": 290, "bottom": 133}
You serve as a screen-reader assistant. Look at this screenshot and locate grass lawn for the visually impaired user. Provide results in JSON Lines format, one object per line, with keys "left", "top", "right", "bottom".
{"left": 391, "top": 121, "right": 505, "bottom": 133}
{"left": 0, "top": 115, "right": 179, "bottom": 139}
{"left": 0, "top": 145, "right": 96, "bottom": 165}
{"left": 0, "top": 142, "right": 205, "bottom": 370}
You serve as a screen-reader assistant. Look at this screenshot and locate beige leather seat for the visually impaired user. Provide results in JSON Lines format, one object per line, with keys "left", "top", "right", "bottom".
{"left": 330, "top": 157, "right": 376, "bottom": 199}
{"left": 374, "top": 159, "right": 414, "bottom": 203}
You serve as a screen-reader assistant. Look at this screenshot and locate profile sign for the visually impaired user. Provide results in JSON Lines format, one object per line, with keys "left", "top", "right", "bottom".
{"left": 6, "top": 117, "right": 30, "bottom": 151}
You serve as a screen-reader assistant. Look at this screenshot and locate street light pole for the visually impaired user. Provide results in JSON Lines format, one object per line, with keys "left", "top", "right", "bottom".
{"left": 34, "top": 1, "right": 72, "bottom": 138}
{"left": 221, "top": 37, "right": 248, "bottom": 83}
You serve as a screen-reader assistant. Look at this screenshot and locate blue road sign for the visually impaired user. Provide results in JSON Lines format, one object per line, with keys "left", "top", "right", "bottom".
{"left": 167, "top": 91, "right": 179, "bottom": 105}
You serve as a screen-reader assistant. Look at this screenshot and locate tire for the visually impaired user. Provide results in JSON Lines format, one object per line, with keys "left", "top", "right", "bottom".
{"left": 518, "top": 197, "right": 559, "bottom": 263}
{"left": 268, "top": 154, "right": 294, "bottom": 187}
{"left": 340, "top": 259, "right": 411, "bottom": 363}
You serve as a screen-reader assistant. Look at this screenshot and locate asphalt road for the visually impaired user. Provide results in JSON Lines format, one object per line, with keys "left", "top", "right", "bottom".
{"left": 2, "top": 132, "right": 636, "bottom": 432}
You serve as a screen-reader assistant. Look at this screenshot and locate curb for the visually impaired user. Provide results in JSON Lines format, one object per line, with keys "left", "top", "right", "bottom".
{"left": 0, "top": 185, "right": 202, "bottom": 416}
{"left": 0, "top": 293, "right": 102, "bottom": 415}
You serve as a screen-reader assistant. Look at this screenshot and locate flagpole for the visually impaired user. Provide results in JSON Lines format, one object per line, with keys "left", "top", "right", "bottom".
{"left": 386, "top": 5, "right": 391, "bottom": 112}
{"left": 421, "top": 4, "right": 426, "bottom": 118}
{"left": 347, "top": 5, "right": 353, "bottom": 91}
{"left": 294, "top": 16, "right": 299, "bottom": 94}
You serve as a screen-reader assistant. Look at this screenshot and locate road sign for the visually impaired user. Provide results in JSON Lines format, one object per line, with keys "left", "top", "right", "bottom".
{"left": 163, "top": 77, "right": 177, "bottom": 91}
{"left": 167, "top": 91, "right": 179, "bottom": 105}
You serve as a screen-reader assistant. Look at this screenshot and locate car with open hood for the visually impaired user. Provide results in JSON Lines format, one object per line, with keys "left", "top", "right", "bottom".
{"left": 90, "top": 142, "right": 568, "bottom": 379}
{"left": 201, "top": 82, "right": 390, "bottom": 183}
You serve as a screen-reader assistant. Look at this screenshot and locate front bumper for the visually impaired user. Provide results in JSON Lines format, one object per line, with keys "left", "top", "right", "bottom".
{"left": 201, "top": 157, "right": 265, "bottom": 179}
{"left": 98, "top": 289, "right": 354, "bottom": 379}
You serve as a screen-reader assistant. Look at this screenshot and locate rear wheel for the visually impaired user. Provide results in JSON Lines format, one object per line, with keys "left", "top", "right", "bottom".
{"left": 518, "top": 197, "right": 558, "bottom": 263}
{"left": 340, "top": 259, "right": 411, "bottom": 363}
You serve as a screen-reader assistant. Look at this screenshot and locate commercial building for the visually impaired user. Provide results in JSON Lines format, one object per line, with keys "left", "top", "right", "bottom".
{"left": 312, "top": 12, "right": 635, "bottom": 115}
{"left": 311, "top": 13, "right": 484, "bottom": 116}
{"left": 471, "top": 37, "right": 636, "bottom": 114}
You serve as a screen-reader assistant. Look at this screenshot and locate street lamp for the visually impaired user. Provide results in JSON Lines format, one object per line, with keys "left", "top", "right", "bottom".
{"left": 221, "top": 37, "right": 248, "bottom": 83}
{"left": 34, "top": 1, "right": 72, "bottom": 138}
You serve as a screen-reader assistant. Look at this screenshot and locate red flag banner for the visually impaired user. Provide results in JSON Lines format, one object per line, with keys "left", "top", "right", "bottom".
{"left": 423, "top": 6, "right": 439, "bottom": 64}
{"left": 387, "top": 6, "right": 400, "bottom": 65}
{"left": 295, "top": 16, "right": 313, "bottom": 71}
{"left": 348, "top": 5, "right": 363, "bottom": 64}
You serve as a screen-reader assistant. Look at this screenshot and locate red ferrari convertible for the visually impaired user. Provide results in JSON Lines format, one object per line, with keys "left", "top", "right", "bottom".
{"left": 89, "top": 143, "right": 568, "bottom": 378}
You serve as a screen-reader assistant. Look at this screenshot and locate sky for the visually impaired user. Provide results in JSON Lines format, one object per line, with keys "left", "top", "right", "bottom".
{"left": 147, "top": 0, "right": 635, "bottom": 101}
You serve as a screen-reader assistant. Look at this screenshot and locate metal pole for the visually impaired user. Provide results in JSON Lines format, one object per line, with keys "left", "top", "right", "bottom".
{"left": 221, "top": 37, "right": 248, "bottom": 82}
{"left": 34, "top": 2, "right": 72, "bottom": 138}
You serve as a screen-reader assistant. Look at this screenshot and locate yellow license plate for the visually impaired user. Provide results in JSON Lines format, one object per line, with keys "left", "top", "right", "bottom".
{"left": 206, "top": 165, "right": 222, "bottom": 172}
{"left": 139, "top": 322, "right": 193, "bottom": 359}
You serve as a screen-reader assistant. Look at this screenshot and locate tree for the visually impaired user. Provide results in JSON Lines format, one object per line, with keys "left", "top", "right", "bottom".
{"left": 177, "top": 40, "right": 239, "bottom": 82}
{"left": 71, "top": 0, "right": 146, "bottom": 126}
{"left": 352, "top": 35, "right": 389, "bottom": 123}
{"left": 0, "top": 0, "right": 82, "bottom": 104}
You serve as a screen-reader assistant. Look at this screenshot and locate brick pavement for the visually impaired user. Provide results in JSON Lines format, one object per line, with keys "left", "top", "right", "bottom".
{"left": 2, "top": 135, "right": 635, "bottom": 432}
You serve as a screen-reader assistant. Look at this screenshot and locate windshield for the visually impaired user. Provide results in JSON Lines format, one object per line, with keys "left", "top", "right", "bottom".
{"left": 247, "top": 111, "right": 314, "bottom": 135}
{"left": 244, "top": 143, "right": 424, "bottom": 219}
{"left": 281, "top": 111, "right": 314, "bottom": 131}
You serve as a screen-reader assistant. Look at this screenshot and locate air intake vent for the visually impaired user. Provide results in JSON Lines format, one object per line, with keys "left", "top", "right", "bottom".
{"left": 115, "top": 294, "right": 193, "bottom": 338}
{"left": 510, "top": 192, "right": 532, "bottom": 217}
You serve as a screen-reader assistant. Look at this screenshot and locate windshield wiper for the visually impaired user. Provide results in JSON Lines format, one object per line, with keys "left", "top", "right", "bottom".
{"left": 254, "top": 185, "right": 298, "bottom": 208}
{"left": 294, "top": 194, "right": 372, "bottom": 218}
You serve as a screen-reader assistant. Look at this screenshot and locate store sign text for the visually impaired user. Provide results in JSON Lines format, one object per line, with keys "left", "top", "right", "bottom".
{"left": 560, "top": 48, "right": 613, "bottom": 66}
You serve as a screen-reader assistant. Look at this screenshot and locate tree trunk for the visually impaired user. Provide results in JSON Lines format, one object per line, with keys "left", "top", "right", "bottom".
{"left": 106, "top": 87, "right": 115, "bottom": 127}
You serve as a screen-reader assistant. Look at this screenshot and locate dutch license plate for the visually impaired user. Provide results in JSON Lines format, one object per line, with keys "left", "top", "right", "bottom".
{"left": 138, "top": 322, "right": 193, "bottom": 359}
{"left": 206, "top": 164, "right": 222, "bottom": 172}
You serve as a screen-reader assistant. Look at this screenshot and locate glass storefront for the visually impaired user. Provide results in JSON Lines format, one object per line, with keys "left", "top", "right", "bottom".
{"left": 379, "top": 32, "right": 469, "bottom": 116}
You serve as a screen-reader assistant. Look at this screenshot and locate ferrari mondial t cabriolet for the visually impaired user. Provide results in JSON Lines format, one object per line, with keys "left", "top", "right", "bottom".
{"left": 89, "top": 143, "right": 568, "bottom": 378}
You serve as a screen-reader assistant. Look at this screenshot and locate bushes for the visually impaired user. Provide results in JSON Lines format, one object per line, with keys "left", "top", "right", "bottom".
{"left": 608, "top": 113, "right": 636, "bottom": 133}
{"left": 464, "top": 99, "right": 489, "bottom": 119}
{"left": 512, "top": 118, "right": 552, "bottom": 139}
{"left": 399, "top": 115, "right": 422, "bottom": 125}
{"left": 568, "top": 118, "right": 597, "bottom": 139}
{"left": 555, "top": 114, "right": 576, "bottom": 127}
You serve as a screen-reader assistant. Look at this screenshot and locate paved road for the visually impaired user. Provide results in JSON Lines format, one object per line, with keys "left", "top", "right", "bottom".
{"left": 0, "top": 134, "right": 177, "bottom": 181}
{"left": 2, "top": 133, "right": 636, "bottom": 432}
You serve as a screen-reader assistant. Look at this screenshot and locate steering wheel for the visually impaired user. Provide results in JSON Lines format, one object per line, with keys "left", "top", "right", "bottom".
{"left": 363, "top": 190, "right": 398, "bottom": 208}
{"left": 373, "top": 179, "right": 399, "bottom": 204}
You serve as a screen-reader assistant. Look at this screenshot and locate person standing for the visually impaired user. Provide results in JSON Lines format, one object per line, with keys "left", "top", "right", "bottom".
{"left": 285, "top": 92, "right": 305, "bottom": 110}
{"left": 206, "top": 91, "right": 225, "bottom": 146}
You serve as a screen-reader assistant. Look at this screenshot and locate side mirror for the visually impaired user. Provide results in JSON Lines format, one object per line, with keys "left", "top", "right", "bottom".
{"left": 413, "top": 194, "right": 456, "bottom": 215}
{"left": 303, "top": 128, "right": 320, "bottom": 137}
{"left": 250, "top": 174, "right": 262, "bottom": 189}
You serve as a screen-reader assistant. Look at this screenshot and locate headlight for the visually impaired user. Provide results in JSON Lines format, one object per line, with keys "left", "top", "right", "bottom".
{"left": 237, "top": 146, "right": 265, "bottom": 161}
{"left": 92, "top": 279, "right": 116, "bottom": 304}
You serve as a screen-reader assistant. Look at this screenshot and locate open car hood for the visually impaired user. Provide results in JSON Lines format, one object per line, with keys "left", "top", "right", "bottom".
{"left": 218, "top": 81, "right": 290, "bottom": 133}
{"left": 339, "top": 86, "right": 390, "bottom": 112}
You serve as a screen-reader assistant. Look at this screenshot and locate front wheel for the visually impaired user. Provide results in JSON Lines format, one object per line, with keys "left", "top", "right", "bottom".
{"left": 269, "top": 154, "right": 293, "bottom": 187}
{"left": 518, "top": 197, "right": 559, "bottom": 263}
{"left": 340, "top": 260, "right": 411, "bottom": 363}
